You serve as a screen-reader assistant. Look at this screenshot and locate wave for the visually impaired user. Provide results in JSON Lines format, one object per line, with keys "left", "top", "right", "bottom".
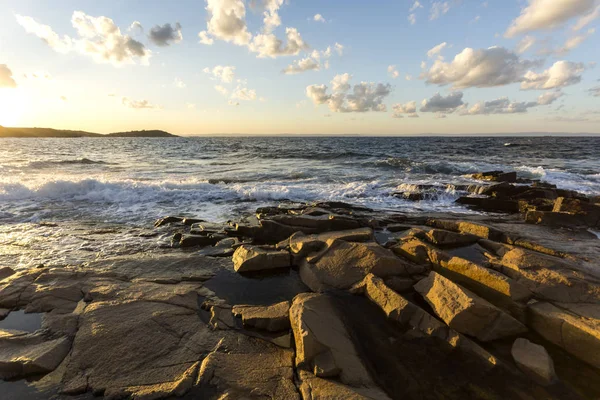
{"left": 27, "top": 158, "right": 112, "bottom": 168}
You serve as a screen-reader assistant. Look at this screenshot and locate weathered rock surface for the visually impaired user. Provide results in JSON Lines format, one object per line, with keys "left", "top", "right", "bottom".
{"left": 528, "top": 301, "right": 600, "bottom": 369}
{"left": 511, "top": 338, "right": 557, "bottom": 385}
{"left": 279, "top": 227, "right": 374, "bottom": 257}
{"left": 299, "top": 239, "right": 419, "bottom": 292}
{"left": 298, "top": 370, "right": 391, "bottom": 400}
{"left": 414, "top": 272, "right": 527, "bottom": 341}
{"left": 232, "top": 301, "right": 290, "bottom": 332}
{"left": 0, "top": 267, "right": 15, "bottom": 282}
{"left": 232, "top": 245, "right": 290, "bottom": 273}
{"left": 425, "top": 229, "right": 479, "bottom": 247}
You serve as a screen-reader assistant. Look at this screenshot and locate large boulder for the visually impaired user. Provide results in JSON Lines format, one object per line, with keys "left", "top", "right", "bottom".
{"left": 289, "top": 293, "right": 375, "bottom": 387}
{"left": 527, "top": 301, "right": 600, "bottom": 369}
{"left": 297, "top": 370, "right": 391, "bottom": 400}
{"left": 232, "top": 245, "right": 291, "bottom": 273}
{"left": 425, "top": 229, "right": 479, "bottom": 247}
{"left": 511, "top": 338, "right": 557, "bottom": 386}
{"left": 232, "top": 301, "right": 291, "bottom": 332}
{"left": 278, "top": 227, "right": 374, "bottom": 257}
{"left": 299, "top": 239, "right": 418, "bottom": 292}
{"left": 414, "top": 272, "right": 527, "bottom": 342}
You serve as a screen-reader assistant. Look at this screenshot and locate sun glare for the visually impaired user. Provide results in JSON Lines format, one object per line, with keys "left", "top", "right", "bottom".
{"left": 0, "top": 90, "right": 26, "bottom": 126}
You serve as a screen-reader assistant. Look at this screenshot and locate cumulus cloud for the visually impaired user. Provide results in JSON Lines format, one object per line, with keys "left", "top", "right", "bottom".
{"left": 306, "top": 74, "right": 392, "bottom": 113}
{"left": 505, "top": 0, "right": 598, "bottom": 37}
{"left": 430, "top": 2, "right": 451, "bottom": 20}
{"left": 387, "top": 65, "right": 400, "bottom": 79}
{"left": 148, "top": 22, "right": 183, "bottom": 47}
{"left": 249, "top": 27, "right": 307, "bottom": 58}
{"left": 408, "top": 14, "right": 417, "bottom": 25}
{"left": 0, "top": 65, "right": 17, "bottom": 88}
{"left": 198, "top": 31, "right": 214, "bottom": 45}
{"left": 516, "top": 36, "right": 536, "bottom": 54}
{"left": 314, "top": 14, "right": 326, "bottom": 23}
{"left": 260, "top": 0, "right": 285, "bottom": 33}
{"left": 409, "top": 1, "right": 423, "bottom": 12}
{"left": 460, "top": 91, "right": 562, "bottom": 115}
{"left": 122, "top": 97, "right": 160, "bottom": 109}
{"left": 392, "top": 101, "right": 418, "bottom": 118}
{"left": 521, "top": 61, "right": 585, "bottom": 90}
{"left": 199, "top": 0, "right": 252, "bottom": 45}
{"left": 334, "top": 43, "right": 344, "bottom": 56}
{"left": 204, "top": 65, "right": 236, "bottom": 83}
{"left": 420, "top": 92, "right": 464, "bottom": 113}
{"left": 214, "top": 85, "right": 229, "bottom": 95}
{"left": 283, "top": 47, "right": 337, "bottom": 74}
{"left": 16, "top": 12, "right": 150, "bottom": 66}
{"left": 421, "top": 46, "right": 538, "bottom": 89}
{"left": 427, "top": 42, "right": 447, "bottom": 59}
{"left": 231, "top": 85, "right": 257, "bottom": 101}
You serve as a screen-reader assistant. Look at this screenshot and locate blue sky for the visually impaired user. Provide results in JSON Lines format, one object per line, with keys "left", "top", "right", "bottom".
{"left": 0, "top": 0, "right": 599, "bottom": 134}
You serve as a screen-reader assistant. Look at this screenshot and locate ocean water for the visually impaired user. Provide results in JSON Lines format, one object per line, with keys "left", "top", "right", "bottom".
{"left": 1, "top": 136, "right": 599, "bottom": 268}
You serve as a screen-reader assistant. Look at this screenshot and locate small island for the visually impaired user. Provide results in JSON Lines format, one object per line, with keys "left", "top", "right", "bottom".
{"left": 0, "top": 126, "right": 178, "bottom": 138}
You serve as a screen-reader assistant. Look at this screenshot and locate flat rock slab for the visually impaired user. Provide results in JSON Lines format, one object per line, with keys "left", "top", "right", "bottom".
{"left": 414, "top": 272, "right": 527, "bottom": 342}
{"left": 232, "top": 301, "right": 291, "bottom": 332}
{"left": 512, "top": 338, "right": 557, "bottom": 386}
{"left": 232, "top": 245, "right": 291, "bottom": 273}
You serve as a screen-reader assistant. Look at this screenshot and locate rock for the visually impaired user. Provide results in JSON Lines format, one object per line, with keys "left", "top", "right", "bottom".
{"left": 391, "top": 238, "right": 435, "bottom": 265}
{"left": 414, "top": 272, "right": 527, "bottom": 342}
{"left": 181, "top": 217, "right": 204, "bottom": 226}
{"left": 179, "top": 234, "right": 218, "bottom": 248}
{"left": 425, "top": 229, "right": 479, "bottom": 247}
{"left": 299, "top": 239, "right": 418, "bottom": 292}
{"left": 353, "top": 274, "right": 498, "bottom": 368}
{"left": 197, "top": 246, "right": 235, "bottom": 257}
{"left": 279, "top": 227, "right": 374, "bottom": 257}
{"left": 189, "top": 222, "right": 226, "bottom": 235}
{"left": 290, "top": 293, "right": 375, "bottom": 387}
{"left": 525, "top": 210, "right": 588, "bottom": 228}
{"left": 298, "top": 370, "right": 392, "bottom": 400}
{"left": 472, "top": 171, "right": 517, "bottom": 183}
{"left": 553, "top": 197, "right": 600, "bottom": 226}
{"left": 269, "top": 214, "right": 361, "bottom": 232}
{"left": 232, "top": 245, "right": 291, "bottom": 273}
{"left": 427, "top": 219, "right": 507, "bottom": 242}
{"left": 312, "top": 350, "right": 340, "bottom": 378}
{"left": 528, "top": 301, "right": 600, "bottom": 369}
{"left": 209, "top": 305, "right": 237, "bottom": 330}
{"left": 0, "top": 267, "right": 16, "bottom": 281}
{"left": 383, "top": 276, "right": 417, "bottom": 293}
{"left": 154, "top": 216, "right": 184, "bottom": 227}
{"left": 0, "top": 308, "right": 9, "bottom": 320}
{"left": 232, "top": 301, "right": 291, "bottom": 332}
{"left": 456, "top": 197, "right": 521, "bottom": 213}
{"left": 511, "top": 338, "right": 557, "bottom": 385}
{"left": 0, "top": 332, "right": 71, "bottom": 379}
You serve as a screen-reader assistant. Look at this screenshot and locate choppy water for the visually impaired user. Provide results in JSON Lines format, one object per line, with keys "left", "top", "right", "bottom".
{"left": 1, "top": 136, "right": 599, "bottom": 268}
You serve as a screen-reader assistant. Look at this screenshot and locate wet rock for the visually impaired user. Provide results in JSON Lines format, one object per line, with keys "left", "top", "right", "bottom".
{"left": 456, "top": 197, "right": 521, "bottom": 213}
{"left": 154, "top": 216, "right": 184, "bottom": 227}
{"left": 414, "top": 272, "right": 527, "bottom": 341}
{"left": 0, "top": 267, "right": 15, "bottom": 281}
{"left": 525, "top": 211, "right": 588, "bottom": 228}
{"left": 299, "top": 239, "right": 418, "bottom": 292}
{"left": 472, "top": 171, "right": 517, "bottom": 183}
{"left": 553, "top": 197, "right": 600, "bottom": 226}
{"left": 0, "top": 331, "right": 71, "bottom": 379}
{"left": 232, "top": 301, "right": 290, "bottom": 332}
{"left": 268, "top": 214, "right": 361, "bottom": 232}
{"left": 278, "top": 227, "right": 374, "bottom": 257}
{"left": 189, "top": 222, "right": 227, "bottom": 235}
{"left": 289, "top": 293, "right": 375, "bottom": 387}
{"left": 232, "top": 245, "right": 291, "bottom": 273}
{"left": 528, "top": 301, "right": 600, "bottom": 369}
{"left": 511, "top": 338, "right": 557, "bottom": 386}
{"left": 0, "top": 308, "right": 9, "bottom": 320}
{"left": 197, "top": 246, "right": 235, "bottom": 257}
{"left": 181, "top": 217, "right": 204, "bottom": 226}
{"left": 179, "top": 234, "right": 218, "bottom": 248}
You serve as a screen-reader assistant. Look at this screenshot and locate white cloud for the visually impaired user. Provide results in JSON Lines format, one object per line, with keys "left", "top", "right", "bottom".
{"left": 516, "top": 36, "right": 536, "bottom": 54}
{"left": 198, "top": 31, "right": 214, "bottom": 45}
{"left": 460, "top": 91, "right": 562, "bottom": 115}
{"left": 537, "top": 91, "right": 564, "bottom": 105}
{"left": 231, "top": 85, "right": 257, "bottom": 101}
{"left": 405, "top": 74, "right": 413, "bottom": 81}
{"left": 214, "top": 85, "right": 229, "bottom": 95}
{"left": 249, "top": 27, "right": 307, "bottom": 58}
{"left": 408, "top": 14, "right": 417, "bottom": 25}
{"left": 16, "top": 12, "right": 151, "bottom": 66}
{"left": 420, "top": 92, "right": 464, "bottom": 113}
{"left": 306, "top": 74, "right": 392, "bottom": 113}
{"left": 573, "top": 5, "right": 600, "bottom": 30}
{"left": 427, "top": 42, "right": 447, "bottom": 59}
{"left": 283, "top": 57, "right": 320, "bottom": 74}
{"left": 588, "top": 86, "right": 600, "bottom": 96}
{"left": 205, "top": 65, "right": 236, "bottom": 83}
{"left": 261, "top": 0, "right": 284, "bottom": 33}
{"left": 409, "top": 1, "right": 423, "bottom": 12}
{"left": 314, "top": 14, "right": 326, "bottom": 23}
{"left": 392, "top": 101, "right": 418, "bottom": 118}
{"left": 228, "top": 100, "right": 240, "bottom": 106}
{"left": 128, "top": 21, "right": 144, "bottom": 35}
{"left": 387, "top": 65, "right": 400, "bottom": 79}
{"left": 430, "top": 2, "right": 451, "bottom": 21}
{"left": 421, "top": 46, "right": 538, "bottom": 89}
{"left": 0, "top": 65, "right": 17, "bottom": 88}
{"left": 148, "top": 22, "right": 183, "bottom": 47}
{"left": 174, "top": 78, "right": 186, "bottom": 88}
{"left": 505, "top": 0, "right": 597, "bottom": 37}
{"left": 471, "top": 16, "right": 481, "bottom": 23}
{"left": 122, "top": 97, "right": 160, "bottom": 109}
{"left": 199, "top": 0, "right": 252, "bottom": 45}
{"left": 334, "top": 43, "right": 344, "bottom": 56}
{"left": 554, "top": 28, "right": 595, "bottom": 54}
{"left": 521, "top": 61, "right": 585, "bottom": 90}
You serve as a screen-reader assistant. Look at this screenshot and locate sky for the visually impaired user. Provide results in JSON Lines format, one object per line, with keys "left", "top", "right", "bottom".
{"left": 0, "top": 0, "right": 599, "bottom": 135}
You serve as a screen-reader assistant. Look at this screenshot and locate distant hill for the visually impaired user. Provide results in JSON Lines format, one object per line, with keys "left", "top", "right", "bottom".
{"left": 0, "top": 126, "right": 177, "bottom": 138}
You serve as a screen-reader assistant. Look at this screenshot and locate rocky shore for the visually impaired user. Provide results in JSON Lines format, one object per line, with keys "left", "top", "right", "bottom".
{"left": 1, "top": 172, "right": 599, "bottom": 399}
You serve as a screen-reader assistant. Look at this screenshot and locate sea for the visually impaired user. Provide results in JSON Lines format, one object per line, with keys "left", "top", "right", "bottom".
{"left": 0, "top": 136, "right": 599, "bottom": 270}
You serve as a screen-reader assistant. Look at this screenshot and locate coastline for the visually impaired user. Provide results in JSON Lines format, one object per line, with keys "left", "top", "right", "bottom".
{"left": 0, "top": 171, "right": 599, "bottom": 399}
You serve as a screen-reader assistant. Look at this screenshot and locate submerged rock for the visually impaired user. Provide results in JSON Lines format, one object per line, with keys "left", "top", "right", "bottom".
{"left": 511, "top": 338, "right": 557, "bottom": 386}
{"left": 414, "top": 272, "right": 527, "bottom": 341}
